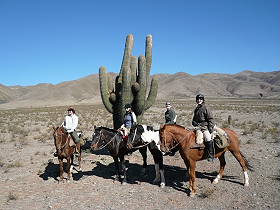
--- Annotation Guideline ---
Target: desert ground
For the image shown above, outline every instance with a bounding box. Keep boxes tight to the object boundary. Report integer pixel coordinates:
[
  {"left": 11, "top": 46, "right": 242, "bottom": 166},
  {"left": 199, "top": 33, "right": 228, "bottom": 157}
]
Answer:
[{"left": 0, "top": 98, "right": 279, "bottom": 210}]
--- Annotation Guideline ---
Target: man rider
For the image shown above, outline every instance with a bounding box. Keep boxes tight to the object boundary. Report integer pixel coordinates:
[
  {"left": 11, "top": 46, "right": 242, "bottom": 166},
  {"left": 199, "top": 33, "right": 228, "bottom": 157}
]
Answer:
[
  {"left": 165, "top": 102, "right": 177, "bottom": 124},
  {"left": 164, "top": 102, "right": 178, "bottom": 156},
  {"left": 54, "top": 107, "right": 80, "bottom": 157},
  {"left": 192, "top": 94, "right": 215, "bottom": 162}
]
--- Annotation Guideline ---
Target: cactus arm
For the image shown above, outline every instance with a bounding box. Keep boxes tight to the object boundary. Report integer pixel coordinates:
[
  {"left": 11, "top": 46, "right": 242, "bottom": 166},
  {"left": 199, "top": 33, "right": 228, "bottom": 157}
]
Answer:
[
  {"left": 119, "top": 34, "right": 134, "bottom": 81},
  {"left": 145, "top": 34, "right": 152, "bottom": 79},
  {"left": 145, "top": 78, "right": 158, "bottom": 110},
  {"left": 130, "top": 56, "right": 137, "bottom": 84},
  {"left": 133, "top": 55, "right": 146, "bottom": 115},
  {"left": 99, "top": 66, "right": 113, "bottom": 113}
]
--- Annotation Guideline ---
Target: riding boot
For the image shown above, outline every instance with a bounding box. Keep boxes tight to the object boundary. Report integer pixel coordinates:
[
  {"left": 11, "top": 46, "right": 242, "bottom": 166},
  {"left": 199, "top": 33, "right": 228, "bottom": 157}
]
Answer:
[{"left": 205, "top": 140, "right": 214, "bottom": 162}]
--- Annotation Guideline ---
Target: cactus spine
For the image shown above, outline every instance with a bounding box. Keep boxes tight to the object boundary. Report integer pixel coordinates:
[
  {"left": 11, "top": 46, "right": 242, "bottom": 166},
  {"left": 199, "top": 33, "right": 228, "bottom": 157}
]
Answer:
[{"left": 99, "top": 34, "right": 158, "bottom": 129}]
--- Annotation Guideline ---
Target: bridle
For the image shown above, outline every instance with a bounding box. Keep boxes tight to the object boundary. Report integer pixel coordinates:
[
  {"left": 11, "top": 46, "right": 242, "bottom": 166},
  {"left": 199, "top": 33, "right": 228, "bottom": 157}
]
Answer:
[
  {"left": 161, "top": 128, "right": 189, "bottom": 153},
  {"left": 93, "top": 129, "right": 118, "bottom": 150},
  {"left": 54, "top": 127, "right": 70, "bottom": 151}
]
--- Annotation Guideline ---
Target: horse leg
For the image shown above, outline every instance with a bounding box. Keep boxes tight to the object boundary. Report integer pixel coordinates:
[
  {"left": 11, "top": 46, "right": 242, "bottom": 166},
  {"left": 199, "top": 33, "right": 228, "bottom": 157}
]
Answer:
[
  {"left": 213, "top": 152, "right": 226, "bottom": 184},
  {"left": 188, "top": 160, "right": 197, "bottom": 197},
  {"left": 58, "top": 157, "right": 64, "bottom": 181},
  {"left": 139, "top": 147, "right": 148, "bottom": 176},
  {"left": 66, "top": 156, "right": 73, "bottom": 181},
  {"left": 150, "top": 148, "right": 165, "bottom": 188},
  {"left": 119, "top": 155, "right": 127, "bottom": 184},
  {"left": 77, "top": 143, "right": 82, "bottom": 171},
  {"left": 113, "top": 156, "right": 121, "bottom": 181},
  {"left": 230, "top": 150, "right": 249, "bottom": 187}
]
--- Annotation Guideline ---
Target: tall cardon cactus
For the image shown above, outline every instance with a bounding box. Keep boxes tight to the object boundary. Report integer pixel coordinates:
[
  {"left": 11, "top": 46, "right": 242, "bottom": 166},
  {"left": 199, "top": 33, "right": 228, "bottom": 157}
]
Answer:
[{"left": 99, "top": 34, "right": 158, "bottom": 129}]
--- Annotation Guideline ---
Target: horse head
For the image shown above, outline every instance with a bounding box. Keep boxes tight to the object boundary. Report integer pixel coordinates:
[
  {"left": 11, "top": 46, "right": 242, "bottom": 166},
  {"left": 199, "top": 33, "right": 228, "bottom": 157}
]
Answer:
[
  {"left": 53, "top": 126, "right": 68, "bottom": 154},
  {"left": 159, "top": 125, "right": 177, "bottom": 153},
  {"left": 91, "top": 126, "right": 104, "bottom": 150}
]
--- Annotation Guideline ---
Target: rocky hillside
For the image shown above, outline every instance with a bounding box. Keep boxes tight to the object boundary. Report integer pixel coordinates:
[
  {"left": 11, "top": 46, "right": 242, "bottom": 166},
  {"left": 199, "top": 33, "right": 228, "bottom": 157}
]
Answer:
[{"left": 0, "top": 70, "right": 279, "bottom": 108}]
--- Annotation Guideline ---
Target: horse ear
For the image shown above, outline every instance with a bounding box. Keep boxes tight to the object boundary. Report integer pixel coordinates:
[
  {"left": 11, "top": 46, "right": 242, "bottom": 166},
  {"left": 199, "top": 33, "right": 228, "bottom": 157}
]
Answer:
[{"left": 53, "top": 126, "right": 56, "bottom": 131}]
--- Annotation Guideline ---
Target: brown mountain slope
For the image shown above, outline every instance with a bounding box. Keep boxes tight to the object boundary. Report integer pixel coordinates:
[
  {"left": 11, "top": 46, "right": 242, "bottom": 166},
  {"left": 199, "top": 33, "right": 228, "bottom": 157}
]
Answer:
[{"left": 0, "top": 70, "right": 279, "bottom": 109}]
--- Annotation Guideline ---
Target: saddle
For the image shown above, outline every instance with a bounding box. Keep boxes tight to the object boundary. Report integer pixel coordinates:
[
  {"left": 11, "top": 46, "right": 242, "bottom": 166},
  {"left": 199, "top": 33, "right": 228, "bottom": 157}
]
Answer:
[{"left": 192, "top": 125, "right": 229, "bottom": 149}]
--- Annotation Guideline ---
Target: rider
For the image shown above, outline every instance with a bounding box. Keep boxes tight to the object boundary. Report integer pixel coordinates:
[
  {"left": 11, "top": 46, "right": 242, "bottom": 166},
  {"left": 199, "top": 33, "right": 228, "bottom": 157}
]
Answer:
[
  {"left": 119, "top": 103, "right": 137, "bottom": 139},
  {"left": 54, "top": 107, "right": 81, "bottom": 157},
  {"left": 63, "top": 107, "right": 80, "bottom": 145},
  {"left": 192, "top": 94, "right": 215, "bottom": 162},
  {"left": 165, "top": 102, "right": 177, "bottom": 124},
  {"left": 164, "top": 102, "right": 178, "bottom": 156}
]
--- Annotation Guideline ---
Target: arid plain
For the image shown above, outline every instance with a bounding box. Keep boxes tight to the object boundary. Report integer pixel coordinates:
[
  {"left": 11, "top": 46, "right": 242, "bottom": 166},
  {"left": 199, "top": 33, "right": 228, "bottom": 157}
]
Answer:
[{"left": 0, "top": 98, "right": 279, "bottom": 210}]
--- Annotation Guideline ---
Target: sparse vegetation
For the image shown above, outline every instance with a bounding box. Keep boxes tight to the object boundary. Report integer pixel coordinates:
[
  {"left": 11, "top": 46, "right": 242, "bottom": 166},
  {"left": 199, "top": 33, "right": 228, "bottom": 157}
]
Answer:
[{"left": 7, "top": 192, "right": 18, "bottom": 202}]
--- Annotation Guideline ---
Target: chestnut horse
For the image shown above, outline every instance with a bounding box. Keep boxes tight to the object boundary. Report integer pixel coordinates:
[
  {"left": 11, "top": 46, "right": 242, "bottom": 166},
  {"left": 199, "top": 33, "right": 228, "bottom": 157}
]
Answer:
[
  {"left": 159, "top": 124, "right": 252, "bottom": 197},
  {"left": 53, "top": 126, "right": 81, "bottom": 181}
]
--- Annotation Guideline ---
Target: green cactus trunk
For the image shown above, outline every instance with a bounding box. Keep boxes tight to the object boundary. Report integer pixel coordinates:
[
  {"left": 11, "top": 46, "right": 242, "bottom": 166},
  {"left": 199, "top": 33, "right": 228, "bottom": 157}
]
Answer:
[{"left": 99, "top": 34, "right": 158, "bottom": 129}]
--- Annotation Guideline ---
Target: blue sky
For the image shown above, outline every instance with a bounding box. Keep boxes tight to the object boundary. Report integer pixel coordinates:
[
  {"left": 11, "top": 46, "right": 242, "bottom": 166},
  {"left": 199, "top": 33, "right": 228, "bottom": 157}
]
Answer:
[{"left": 0, "top": 0, "right": 279, "bottom": 86}]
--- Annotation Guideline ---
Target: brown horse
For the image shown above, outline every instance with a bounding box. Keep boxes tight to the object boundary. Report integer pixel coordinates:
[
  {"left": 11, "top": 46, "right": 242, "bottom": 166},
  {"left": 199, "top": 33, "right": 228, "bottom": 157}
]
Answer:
[
  {"left": 159, "top": 124, "right": 252, "bottom": 197},
  {"left": 53, "top": 126, "right": 81, "bottom": 181}
]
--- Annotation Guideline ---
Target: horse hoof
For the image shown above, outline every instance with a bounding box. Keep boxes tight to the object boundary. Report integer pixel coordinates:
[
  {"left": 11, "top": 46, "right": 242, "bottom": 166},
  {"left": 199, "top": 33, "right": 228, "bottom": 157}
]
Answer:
[
  {"left": 189, "top": 192, "right": 196, "bottom": 197},
  {"left": 160, "top": 183, "right": 165, "bottom": 188},
  {"left": 212, "top": 179, "right": 219, "bottom": 184},
  {"left": 153, "top": 179, "right": 160, "bottom": 184},
  {"left": 244, "top": 182, "right": 249, "bottom": 187}
]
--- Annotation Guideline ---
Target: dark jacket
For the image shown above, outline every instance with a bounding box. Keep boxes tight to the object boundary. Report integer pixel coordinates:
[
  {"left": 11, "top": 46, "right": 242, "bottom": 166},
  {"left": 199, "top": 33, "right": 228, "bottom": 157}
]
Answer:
[
  {"left": 192, "top": 103, "right": 214, "bottom": 133},
  {"left": 165, "top": 108, "right": 176, "bottom": 124},
  {"left": 123, "top": 112, "right": 137, "bottom": 128}
]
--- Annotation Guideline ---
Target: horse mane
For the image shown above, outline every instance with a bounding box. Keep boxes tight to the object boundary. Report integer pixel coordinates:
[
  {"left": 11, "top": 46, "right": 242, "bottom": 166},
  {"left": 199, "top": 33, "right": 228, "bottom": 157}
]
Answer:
[
  {"left": 99, "top": 126, "right": 118, "bottom": 133},
  {"left": 164, "top": 124, "right": 186, "bottom": 130}
]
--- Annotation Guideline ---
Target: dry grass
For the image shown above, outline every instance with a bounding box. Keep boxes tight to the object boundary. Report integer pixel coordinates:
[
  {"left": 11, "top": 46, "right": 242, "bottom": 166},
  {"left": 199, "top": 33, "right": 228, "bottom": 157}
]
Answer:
[{"left": 0, "top": 98, "right": 279, "bottom": 146}]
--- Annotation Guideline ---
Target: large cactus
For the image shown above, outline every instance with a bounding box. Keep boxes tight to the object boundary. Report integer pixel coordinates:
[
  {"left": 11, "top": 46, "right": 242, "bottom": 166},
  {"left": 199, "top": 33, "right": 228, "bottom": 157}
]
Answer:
[{"left": 99, "top": 34, "right": 158, "bottom": 129}]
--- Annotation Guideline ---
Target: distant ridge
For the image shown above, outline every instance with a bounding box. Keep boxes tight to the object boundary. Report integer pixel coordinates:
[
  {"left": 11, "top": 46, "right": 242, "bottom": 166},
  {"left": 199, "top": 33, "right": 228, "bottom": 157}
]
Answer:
[{"left": 0, "top": 70, "right": 279, "bottom": 109}]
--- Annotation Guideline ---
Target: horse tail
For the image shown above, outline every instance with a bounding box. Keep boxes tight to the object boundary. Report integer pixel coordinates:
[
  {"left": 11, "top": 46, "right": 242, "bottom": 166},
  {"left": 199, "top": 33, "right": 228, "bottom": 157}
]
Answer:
[{"left": 240, "top": 152, "right": 254, "bottom": 171}]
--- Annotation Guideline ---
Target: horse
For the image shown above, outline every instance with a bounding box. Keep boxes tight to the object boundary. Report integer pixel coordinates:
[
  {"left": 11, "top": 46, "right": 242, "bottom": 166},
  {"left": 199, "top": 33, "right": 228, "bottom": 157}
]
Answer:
[
  {"left": 127, "top": 124, "right": 165, "bottom": 187},
  {"left": 91, "top": 126, "right": 165, "bottom": 187},
  {"left": 53, "top": 126, "right": 82, "bottom": 181},
  {"left": 159, "top": 124, "right": 253, "bottom": 197}
]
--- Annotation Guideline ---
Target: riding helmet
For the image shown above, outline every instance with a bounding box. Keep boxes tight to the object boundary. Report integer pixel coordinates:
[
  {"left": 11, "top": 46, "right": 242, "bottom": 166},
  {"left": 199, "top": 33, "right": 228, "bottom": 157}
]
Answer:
[
  {"left": 196, "top": 94, "right": 204, "bottom": 101},
  {"left": 124, "top": 104, "right": 132, "bottom": 109}
]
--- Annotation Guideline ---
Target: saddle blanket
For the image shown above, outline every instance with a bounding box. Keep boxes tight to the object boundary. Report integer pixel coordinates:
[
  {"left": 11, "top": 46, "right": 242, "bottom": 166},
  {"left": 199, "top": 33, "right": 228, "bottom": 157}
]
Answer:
[{"left": 195, "top": 125, "right": 229, "bottom": 148}]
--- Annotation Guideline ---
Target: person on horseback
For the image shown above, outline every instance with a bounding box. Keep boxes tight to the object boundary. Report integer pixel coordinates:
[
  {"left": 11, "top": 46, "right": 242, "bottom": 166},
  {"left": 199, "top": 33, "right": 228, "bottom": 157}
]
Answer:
[
  {"left": 63, "top": 107, "right": 80, "bottom": 145},
  {"left": 119, "top": 104, "right": 137, "bottom": 139},
  {"left": 54, "top": 107, "right": 80, "bottom": 157},
  {"left": 164, "top": 102, "right": 178, "bottom": 156},
  {"left": 192, "top": 94, "right": 215, "bottom": 162},
  {"left": 165, "top": 102, "right": 177, "bottom": 124}
]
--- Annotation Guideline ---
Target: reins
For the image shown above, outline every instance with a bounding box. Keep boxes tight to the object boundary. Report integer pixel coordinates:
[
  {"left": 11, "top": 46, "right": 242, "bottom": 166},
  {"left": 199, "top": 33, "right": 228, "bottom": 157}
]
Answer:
[
  {"left": 94, "top": 130, "right": 118, "bottom": 151},
  {"left": 162, "top": 129, "right": 189, "bottom": 153},
  {"left": 54, "top": 127, "right": 70, "bottom": 150},
  {"left": 127, "top": 127, "right": 151, "bottom": 149}
]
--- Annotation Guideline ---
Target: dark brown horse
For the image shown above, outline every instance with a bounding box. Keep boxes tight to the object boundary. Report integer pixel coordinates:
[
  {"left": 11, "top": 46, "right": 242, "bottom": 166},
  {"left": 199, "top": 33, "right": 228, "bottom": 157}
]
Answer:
[
  {"left": 159, "top": 124, "right": 252, "bottom": 197},
  {"left": 53, "top": 126, "right": 81, "bottom": 181}
]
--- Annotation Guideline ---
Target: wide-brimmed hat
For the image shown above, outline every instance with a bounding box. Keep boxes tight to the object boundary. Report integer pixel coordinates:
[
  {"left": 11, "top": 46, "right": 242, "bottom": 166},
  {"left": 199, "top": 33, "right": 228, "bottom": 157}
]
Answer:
[{"left": 67, "top": 107, "right": 75, "bottom": 113}]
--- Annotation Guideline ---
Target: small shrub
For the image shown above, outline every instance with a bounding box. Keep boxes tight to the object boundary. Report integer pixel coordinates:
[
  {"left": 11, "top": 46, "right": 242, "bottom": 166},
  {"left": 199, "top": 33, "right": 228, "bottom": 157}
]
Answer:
[
  {"left": 7, "top": 192, "right": 18, "bottom": 202},
  {"left": 7, "top": 160, "right": 23, "bottom": 168}
]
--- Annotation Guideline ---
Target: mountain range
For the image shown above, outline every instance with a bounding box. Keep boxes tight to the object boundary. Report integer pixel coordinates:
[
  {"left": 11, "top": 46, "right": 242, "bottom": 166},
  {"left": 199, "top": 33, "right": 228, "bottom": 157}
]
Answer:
[{"left": 0, "top": 70, "right": 279, "bottom": 109}]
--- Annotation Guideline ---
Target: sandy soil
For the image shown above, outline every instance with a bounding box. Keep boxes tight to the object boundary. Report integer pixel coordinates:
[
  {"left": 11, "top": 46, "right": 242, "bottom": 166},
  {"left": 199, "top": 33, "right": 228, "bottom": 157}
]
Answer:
[{"left": 0, "top": 99, "right": 279, "bottom": 210}]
